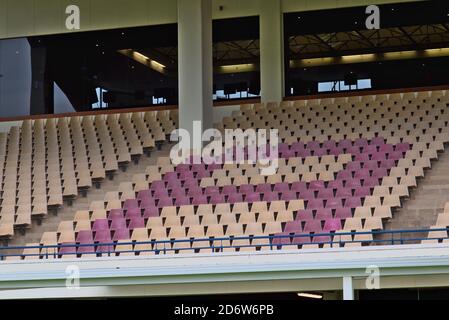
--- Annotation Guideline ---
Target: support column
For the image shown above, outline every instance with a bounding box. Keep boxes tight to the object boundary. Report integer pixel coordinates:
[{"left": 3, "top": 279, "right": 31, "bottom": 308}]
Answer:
[
  {"left": 260, "top": 0, "right": 283, "bottom": 103},
  {"left": 343, "top": 276, "right": 354, "bottom": 300},
  {"left": 177, "top": 0, "right": 213, "bottom": 143}
]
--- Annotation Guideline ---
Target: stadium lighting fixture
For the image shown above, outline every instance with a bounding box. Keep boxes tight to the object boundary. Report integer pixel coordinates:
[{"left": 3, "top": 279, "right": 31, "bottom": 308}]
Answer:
[
  {"left": 297, "top": 293, "right": 323, "bottom": 299},
  {"left": 290, "top": 47, "right": 449, "bottom": 68},
  {"left": 118, "top": 49, "right": 166, "bottom": 74},
  {"left": 218, "top": 63, "right": 257, "bottom": 73}
]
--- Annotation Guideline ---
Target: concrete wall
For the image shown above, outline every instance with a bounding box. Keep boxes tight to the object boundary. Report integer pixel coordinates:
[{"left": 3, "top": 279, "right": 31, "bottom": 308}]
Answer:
[
  {"left": 281, "top": 0, "right": 422, "bottom": 12},
  {"left": 0, "top": 0, "right": 424, "bottom": 39}
]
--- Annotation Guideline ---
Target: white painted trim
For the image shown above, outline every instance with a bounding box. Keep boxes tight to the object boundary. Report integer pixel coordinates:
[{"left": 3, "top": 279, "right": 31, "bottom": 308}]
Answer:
[{"left": 1, "top": 244, "right": 449, "bottom": 298}]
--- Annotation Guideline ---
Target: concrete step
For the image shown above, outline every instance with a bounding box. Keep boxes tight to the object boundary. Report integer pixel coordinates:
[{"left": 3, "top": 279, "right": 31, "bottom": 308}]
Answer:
[{"left": 376, "top": 147, "right": 449, "bottom": 244}]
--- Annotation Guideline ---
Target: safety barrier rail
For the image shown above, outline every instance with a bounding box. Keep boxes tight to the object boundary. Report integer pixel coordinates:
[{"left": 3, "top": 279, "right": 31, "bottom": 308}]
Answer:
[{"left": 0, "top": 227, "right": 443, "bottom": 260}]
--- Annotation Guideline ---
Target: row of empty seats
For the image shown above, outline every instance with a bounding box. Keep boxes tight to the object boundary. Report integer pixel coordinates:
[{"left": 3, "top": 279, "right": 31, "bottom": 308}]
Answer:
[
  {"left": 10, "top": 89, "right": 449, "bottom": 259},
  {"left": 0, "top": 110, "right": 178, "bottom": 239}
]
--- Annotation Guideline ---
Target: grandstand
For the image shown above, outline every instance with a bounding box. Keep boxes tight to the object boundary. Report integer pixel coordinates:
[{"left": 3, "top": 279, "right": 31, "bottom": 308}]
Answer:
[{"left": 1, "top": 0, "right": 449, "bottom": 302}]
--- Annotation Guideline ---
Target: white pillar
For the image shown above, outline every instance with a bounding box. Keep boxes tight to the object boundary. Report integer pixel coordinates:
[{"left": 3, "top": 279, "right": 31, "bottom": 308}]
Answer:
[
  {"left": 343, "top": 276, "right": 354, "bottom": 300},
  {"left": 259, "top": 0, "right": 283, "bottom": 103},
  {"left": 177, "top": 0, "right": 213, "bottom": 141}
]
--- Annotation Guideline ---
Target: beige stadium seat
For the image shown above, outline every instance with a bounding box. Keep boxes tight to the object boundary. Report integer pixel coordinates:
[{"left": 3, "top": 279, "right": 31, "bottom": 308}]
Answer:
[
  {"left": 264, "top": 221, "right": 282, "bottom": 235},
  {"left": 132, "top": 228, "right": 149, "bottom": 241},
  {"left": 58, "top": 231, "right": 75, "bottom": 243},
  {"left": 270, "top": 201, "right": 287, "bottom": 212},
  {"left": 436, "top": 213, "right": 449, "bottom": 227},
  {"left": 232, "top": 202, "right": 249, "bottom": 214},
  {"left": 200, "top": 177, "right": 215, "bottom": 188},
  {"left": 382, "top": 177, "right": 399, "bottom": 187},
  {"left": 201, "top": 214, "right": 219, "bottom": 225},
  {"left": 216, "top": 177, "right": 232, "bottom": 186},
  {"left": 115, "top": 240, "right": 135, "bottom": 257},
  {"left": 354, "top": 233, "right": 373, "bottom": 245},
  {"left": 364, "top": 217, "right": 383, "bottom": 230},
  {"left": 214, "top": 203, "right": 230, "bottom": 215},
  {"left": 206, "top": 224, "right": 225, "bottom": 237},
  {"left": 258, "top": 211, "right": 275, "bottom": 223},
  {"left": 408, "top": 166, "right": 424, "bottom": 177},
  {"left": 333, "top": 230, "right": 353, "bottom": 244},
  {"left": 15, "top": 213, "right": 31, "bottom": 226},
  {"left": 187, "top": 225, "right": 206, "bottom": 238},
  {"left": 284, "top": 173, "right": 300, "bottom": 183},
  {"left": 354, "top": 207, "right": 372, "bottom": 218},
  {"left": 183, "top": 215, "right": 200, "bottom": 227},
  {"left": 383, "top": 195, "right": 401, "bottom": 207},
  {"left": 0, "top": 223, "right": 14, "bottom": 238},
  {"left": 234, "top": 176, "right": 249, "bottom": 186},
  {"left": 276, "top": 210, "right": 294, "bottom": 222},
  {"left": 172, "top": 237, "right": 192, "bottom": 251},
  {"left": 239, "top": 212, "right": 257, "bottom": 224},
  {"left": 251, "top": 201, "right": 268, "bottom": 213},
  {"left": 212, "top": 170, "right": 226, "bottom": 179},
  {"left": 146, "top": 217, "right": 164, "bottom": 229},
  {"left": 48, "top": 194, "right": 63, "bottom": 207},
  {"left": 178, "top": 205, "right": 195, "bottom": 217},
  {"left": 75, "top": 220, "right": 92, "bottom": 232},
  {"left": 164, "top": 216, "right": 181, "bottom": 227},
  {"left": 23, "top": 243, "right": 41, "bottom": 260},
  {"left": 91, "top": 209, "right": 107, "bottom": 221},
  {"left": 364, "top": 196, "right": 382, "bottom": 207},
  {"left": 106, "top": 199, "right": 122, "bottom": 211},
  {"left": 40, "top": 232, "right": 58, "bottom": 245},
  {"left": 195, "top": 203, "right": 213, "bottom": 215},
  {"left": 287, "top": 199, "right": 304, "bottom": 211},
  {"left": 225, "top": 223, "right": 244, "bottom": 236},
  {"left": 400, "top": 176, "right": 417, "bottom": 188},
  {"left": 373, "top": 186, "right": 390, "bottom": 197},
  {"left": 160, "top": 206, "right": 177, "bottom": 217},
  {"left": 392, "top": 185, "right": 410, "bottom": 197},
  {"left": 168, "top": 226, "right": 187, "bottom": 239},
  {"left": 250, "top": 175, "right": 266, "bottom": 185},
  {"left": 301, "top": 172, "right": 317, "bottom": 182},
  {"left": 343, "top": 218, "right": 363, "bottom": 231},
  {"left": 422, "top": 227, "right": 448, "bottom": 243},
  {"left": 220, "top": 213, "right": 237, "bottom": 225}
]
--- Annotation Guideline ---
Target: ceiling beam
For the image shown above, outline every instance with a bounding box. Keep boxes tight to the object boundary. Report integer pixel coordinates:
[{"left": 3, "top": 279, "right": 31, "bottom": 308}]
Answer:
[
  {"left": 398, "top": 26, "right": 418, "bottom": 45},
  {"left": 354, "top": 30, "right": 376, "bottom": 48},
  {"left": 313, "top": 34, "right": 337, "bottom": 52}
]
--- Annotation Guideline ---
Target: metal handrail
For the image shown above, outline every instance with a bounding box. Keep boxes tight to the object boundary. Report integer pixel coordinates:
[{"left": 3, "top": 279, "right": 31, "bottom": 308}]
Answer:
[{"left": 0, "top": 227, "right": 445, "bottom": 260}]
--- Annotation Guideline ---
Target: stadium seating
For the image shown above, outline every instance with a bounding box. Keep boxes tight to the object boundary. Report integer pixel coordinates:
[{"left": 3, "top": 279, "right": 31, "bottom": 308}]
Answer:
[
  {"left": 0, "top": 110, "right": 178, "bottom": 239},
  {"left": 423, "top": 202, "right": 449, "bottom": 243},
  {"left": 10, "top": 89, "right": 449, "bottom": 259}
]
